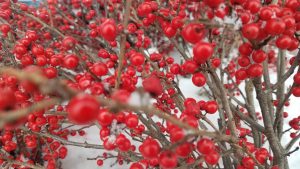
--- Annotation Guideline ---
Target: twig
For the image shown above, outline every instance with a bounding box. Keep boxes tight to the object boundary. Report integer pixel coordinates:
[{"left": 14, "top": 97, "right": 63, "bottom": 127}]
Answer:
[{"left": 115, "top": 0, "right": 132, "bottom": 89}]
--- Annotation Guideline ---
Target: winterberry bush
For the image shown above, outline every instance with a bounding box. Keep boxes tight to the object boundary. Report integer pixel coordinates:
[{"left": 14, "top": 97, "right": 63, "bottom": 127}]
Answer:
[{"left": 0, "top": 0, "right": 299, "bottom": 169}]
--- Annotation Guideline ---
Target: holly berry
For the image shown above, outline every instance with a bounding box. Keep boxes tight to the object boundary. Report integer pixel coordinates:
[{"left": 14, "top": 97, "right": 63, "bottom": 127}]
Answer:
[
  {"left": 0, "top": 88, "right": 16, "bottom": 110},
  {"left": 66, "top": 94, "right": 100, "bottom": 124},
  {"left": 252, "top": 50, "right": 267, "bottom": 63},
  {"left": 130, "top": 53, "right": 145, "bottom": 66},
  {"left": 242, "top": 157, "right": 255, "bottom": 169},
  {"left": 159, "top": 151, "right": 178, "bottom": 169},
  {"left": 99, "top": 19, "right": 117, "bottom": 42},
  {"left": 205, "top": 151, "right": 220, "bottom": 165},
  {"left": 142, "top": 75, "right": 163, "bottom": 96},
  {"left": 91, "top": 62, "right": 108, "bottom": 76},
  {"left": 139, "top": 138, "right": 161, "bottom": 159},
  {"left": 97, "top": 109, "right": 114, "bottom": 127},
  {"left": 265, "top": 19, "right": 286, "bottom": 36},
  {"left": 192, "top": 73, "right": 206, "bottom": 87},
  {"left": 247, "top": 64, "right": 263, "bottom": 77},
  {"left": 181, "top": 23, "right": 205, "bottom": 44},
  {"left": 204, "top": 101, "right": 218, "bottom": 114},
  {"left": 193, "top": 42, "right": 214, "bottom": 64},
  {"left": 125, "top": 113, "right": 139, "bottom": 128},
  {"left": 197, "top": 138, "right": 215, "bottom": 155},
  {"left": 294, "top": 73, "right": 300, "bottom": 85},
  {"left": 242, "top": 23, "right": 260, "bottom": 40}
]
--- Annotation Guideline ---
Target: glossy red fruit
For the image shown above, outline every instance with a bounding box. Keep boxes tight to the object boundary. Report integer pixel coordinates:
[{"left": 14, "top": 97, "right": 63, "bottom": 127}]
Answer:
[
  {"left": 211, "top": 58, "right": 221, "bottom": 68},
  {"left": 116, "top": 134, "right": 131, "bottom": 152},
  {"left": 204, "top": 0, "right": 224, "bottom": 8},
  {"left": 96, "top": 159, "right": 103, "bottom": 166},
  {"left": 204, "top": 101, "right": 218, "bottom": 114},
  {"left": 238, "top": 57, "right": 251, "bottom": 67},
  {"left": 103, "top": 138, "right": 116, "bottom": 150},
  {"left": 142, "top": 75, "right": 163, "bottom": 96},
  {"left": 235, "top": 69, "right": 248, "bottom": 80},
  {"left": 139, "top": 138, "right": 161, "bottom": 159},
  {"left": 247, "top": 64, "right": 263, "bottom": 77},
  {"left": 91, "top": 62, "right": 108, "bottom": 76},
  {"left": 205, "top": 151, "right": 220, "bottom": 165},
  {"left": 193, "top": 42, "right": 214, "bottom": 64},
  {"left": 275, "top": 35, "right": 292, "bottom": 49},
  {"left": 99, "top": 19, "right": 117, "bottom": 41},
  {"left": 137, "top": 2, "right": 152, "bottom": 17},
  {"left": 62, "top": 36, "right": 76, "bottom": 50},
  {"left": 259, "top": 7, "right": 273, "bottom": 20},
  {"left": 292, "top": 87, "right": 300, "bottom": 97},
  {"left": 293, "top": 73, "right": 300, "bottom": 85},
  {"left": 242, "top": 23, "right": 260, "bottom": 40},
  {"left": 265, "top": 19, "right": 286, "bottom": 36},
  {"left": 192, "top": 73, "right": 206, "bottom": 87},
  {"left": 197, "top": 138, "right": 215, "bottom": 155},
  {"left": 239, "top": 42, "right": 253, "bottom": 56},
  {"left": 252, "top": 50, "right": 267, "bottom": 63},
  {"left": 0, "top": 88, "right": 16, "bottom": 110},
  {"left": 159, "top": 151, "right": 178, "bottom": 169},
  {"left": 175, "top": 143, "right": 192, "bottom": 157},
  {"left": 181, "top": 23, "right": 205, "bottom": 44},
  {"left": 245, "top": 0, "right": 261, "bottom": 14},
  {"left": 130, "top": 163, "right": 144, "bottom": 169},
  {"left": 0, "top": 24, "right": 10, "bottom": 34},
  {"left": 66, "top": 94, "right": 100, "bottom": 124},
  {"left": 63, "top": 55, "right": 79, "bottom": 69},
  {"left": 125, "top": 114, "right": 139, "bottom": 128},
  {"left": 170, "top": 64, "right": 181, "bottom": 74},
  {"left": 242, "top": 157, "right": 255, "bottom": 169},
  {"left": 97, "top": 109, "right": 114, "bottom": 127},
  {"left": 164, "top": 26, "right": 177, "bottom": 38},
  {"left": 130, "top": 53, "right": 145, "bottom": 66},
  {"left": 182, "top": 60, "right": 198, "bottom": 74}
]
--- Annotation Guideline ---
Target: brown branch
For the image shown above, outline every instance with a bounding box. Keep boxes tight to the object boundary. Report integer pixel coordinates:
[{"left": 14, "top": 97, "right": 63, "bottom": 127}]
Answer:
[
  {"left": 0, "top": 98, "right": 59, "bottom": 128},
  {"left": 21, "top": 127, "right": 104, "bottom": 149},
  {"left": 115, "top": 0, "right": 132, "bottom": 89}
]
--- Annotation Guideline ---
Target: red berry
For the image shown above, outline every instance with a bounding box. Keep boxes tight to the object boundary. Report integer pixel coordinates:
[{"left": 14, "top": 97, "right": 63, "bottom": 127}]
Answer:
[
  {"left": 96, "top": 159, "right": 103, "bottom": 166},
  {"left": 252, "top": 50, "right": 267, "bottom": 63},
  {"left": 292, "top": 87, "right": 300, "bottom": 97},
  {"left": 125, "top": 114, "right": 139, "bottom": 128},
  {"left": 247, "top": 64, "right": 263, "bottom": 77},
  {"left": 130, "top": 163, "right": 144, "bottom": 169},
  {"left": 197, "top": 138, "right": 215, "bottom": 155},
  {"left": 130, "top": 53, "right": 145, "bottom": 66},
  {"left": 159, "top": 151, "right": 178, "bottom": 169},
  {"left": 265, "top": 18, "right": 286, "bottom": 36},
  {"left": 294, "top": 73, "right": 300, "bottom": 85},
  {"left": 99, "top": 19, "right": 117, "bottom": 41},
  {"left": 91, "top": 62, "right": 108, "bottom": 76},
  {"left": 242, "top": 23, "right": 260, "bottom": 40},
  {"left": 66, "top": 94, "right": 100, "bottom": 124},
  {"left": 192, "top": 72, "right": 206, "bottom": 87},
  {"left": 193, "top": 42, "right": 214, "bottom": 64},
  {"left": 97, "top": 109, "right": 114, "bottom": 127},
  {"left": 142, "top": 75, "right": 163, "bottom": 96},
  {"left": 139, "top": 138, "right": 161, "bottom": 159},
  {"left": 63, "top": 54, "right": 79, "bottom": 69},
  {"left": 242, "top": 157, "right": 255, "bottom": 169},
  {"left": 181, "top": 23, "right": 205, "bottom": 44},
  {"left": 236, "top": 69, "right": 248, "bottom": 81},
  {"left": 204, "top": 101, "right": 218, "bottom": 114},
  {"left": 205, "top": 151, "right": 220, "bottom": 165},
  {"left": 276, "top": 35, "right": 292, "bottom": 49},
  {"left": 239, "top": 43, "right": 253, "bottom": 56}
]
